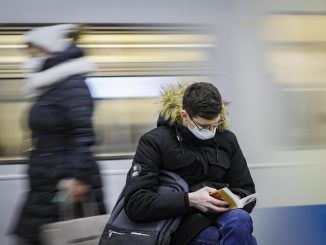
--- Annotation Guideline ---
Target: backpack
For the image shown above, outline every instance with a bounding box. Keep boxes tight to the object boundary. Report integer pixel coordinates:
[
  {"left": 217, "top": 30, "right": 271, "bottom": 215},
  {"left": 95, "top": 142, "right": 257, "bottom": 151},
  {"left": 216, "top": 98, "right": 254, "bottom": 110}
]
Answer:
[{"left": 99, "top": 170, "right": 189, "bottom": 245}]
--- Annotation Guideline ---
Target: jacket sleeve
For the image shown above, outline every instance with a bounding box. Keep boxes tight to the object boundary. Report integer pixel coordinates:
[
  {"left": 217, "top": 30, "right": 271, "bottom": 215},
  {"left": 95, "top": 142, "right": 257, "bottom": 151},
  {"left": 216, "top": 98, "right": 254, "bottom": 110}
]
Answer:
[
  {"left": 224, "top": 132, "right": 256, "bottom": 213},
  {"left": 124, "top": 132, "right": 190, "bottom": 222},
  {"left": 61, "top": 77, "right": 97, "bottom": 184}
]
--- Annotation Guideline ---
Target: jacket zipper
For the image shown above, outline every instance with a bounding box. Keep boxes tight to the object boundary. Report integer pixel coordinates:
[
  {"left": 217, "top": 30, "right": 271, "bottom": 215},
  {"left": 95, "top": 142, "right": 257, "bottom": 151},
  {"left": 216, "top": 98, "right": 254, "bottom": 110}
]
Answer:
[
  {"left": 108, "top": 229, "right": 125, "bottom": 238},
  {"left": 131, "top": 232, "right": 151, "bottom": 237}
]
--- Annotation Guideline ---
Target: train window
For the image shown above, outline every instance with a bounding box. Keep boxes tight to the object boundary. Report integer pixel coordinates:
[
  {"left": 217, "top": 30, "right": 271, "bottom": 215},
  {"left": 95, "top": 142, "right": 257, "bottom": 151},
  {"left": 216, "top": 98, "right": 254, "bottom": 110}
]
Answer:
[
  {"left": 262, "top": 14, "right": 326, "bottom": 149},
  {"left": 0, "top": 25, "right": 217, "bottom": 160}
]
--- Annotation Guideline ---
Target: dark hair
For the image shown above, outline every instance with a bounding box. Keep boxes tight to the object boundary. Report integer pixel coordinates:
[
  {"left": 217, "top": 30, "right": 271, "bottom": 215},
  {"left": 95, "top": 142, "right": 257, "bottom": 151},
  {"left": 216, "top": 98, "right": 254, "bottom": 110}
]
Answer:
[
  {"left": 183, "top": 82, "right": 222, "bottom": 120},
  {"left": 67, "top": 24, "right": 85, "bottom": 43}
]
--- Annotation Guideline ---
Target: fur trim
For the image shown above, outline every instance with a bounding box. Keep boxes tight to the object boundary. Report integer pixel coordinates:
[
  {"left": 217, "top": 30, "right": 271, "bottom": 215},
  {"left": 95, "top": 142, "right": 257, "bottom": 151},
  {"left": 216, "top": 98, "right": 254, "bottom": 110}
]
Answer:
[
  {"left": 160, "top": 83, "right": 229, "bottom": 131},
  {"left": 25, "top": 57, "right": 95, "bottom": 98}
]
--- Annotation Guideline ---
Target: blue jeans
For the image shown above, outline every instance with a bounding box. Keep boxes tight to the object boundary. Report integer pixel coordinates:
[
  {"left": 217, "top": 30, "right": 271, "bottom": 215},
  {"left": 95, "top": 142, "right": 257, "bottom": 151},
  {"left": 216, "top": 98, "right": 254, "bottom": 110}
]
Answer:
[{"left": 189, "top": 209, "right": 258, "bottom": 245}]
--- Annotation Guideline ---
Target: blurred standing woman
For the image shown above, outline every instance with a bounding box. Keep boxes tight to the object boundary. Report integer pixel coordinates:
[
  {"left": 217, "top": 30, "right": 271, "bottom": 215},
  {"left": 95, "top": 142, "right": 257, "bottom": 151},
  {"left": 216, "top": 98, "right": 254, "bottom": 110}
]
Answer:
[{"left": 12, "top": 24, "right": 106, "bottom": 244}]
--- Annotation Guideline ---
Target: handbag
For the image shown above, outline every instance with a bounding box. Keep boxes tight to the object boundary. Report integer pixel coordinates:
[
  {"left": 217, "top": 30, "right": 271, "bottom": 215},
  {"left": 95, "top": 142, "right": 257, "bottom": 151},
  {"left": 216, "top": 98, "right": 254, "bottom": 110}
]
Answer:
[{"left": 40, "top": 191, "right": 108, "bottom": 245}]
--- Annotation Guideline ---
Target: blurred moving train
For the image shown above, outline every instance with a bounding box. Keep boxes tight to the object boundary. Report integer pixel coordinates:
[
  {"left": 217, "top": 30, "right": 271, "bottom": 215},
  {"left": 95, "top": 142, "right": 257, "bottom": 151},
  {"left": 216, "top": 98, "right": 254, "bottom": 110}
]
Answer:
[{"left": 1, "top": 0, "right": 326, "bottom": 244}]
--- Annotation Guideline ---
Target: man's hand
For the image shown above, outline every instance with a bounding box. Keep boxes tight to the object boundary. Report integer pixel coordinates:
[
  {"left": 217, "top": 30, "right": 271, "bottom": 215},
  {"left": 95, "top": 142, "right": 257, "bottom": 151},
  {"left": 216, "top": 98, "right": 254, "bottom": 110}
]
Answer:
[{"left": 188, "top": 187, "right": 230, "bottom": 213}]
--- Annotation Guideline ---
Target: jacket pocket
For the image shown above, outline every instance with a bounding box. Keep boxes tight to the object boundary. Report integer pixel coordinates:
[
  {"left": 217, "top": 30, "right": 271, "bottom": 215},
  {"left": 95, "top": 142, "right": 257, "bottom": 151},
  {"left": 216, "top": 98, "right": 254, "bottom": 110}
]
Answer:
[
  {"left": 163, "top": 149, "right": 206, "bottom": 182},
  {"left": 163, "top": 149, "right": 197, "bottom": 170},
  {"left": 208, "top": 149, "right": 230, "bottom": 170},
  {"left": 205, "top": 149, "right": 230, "bottom": 182},
  {"left": 100, "top": 224, "right": 158, "bottom": 245}
]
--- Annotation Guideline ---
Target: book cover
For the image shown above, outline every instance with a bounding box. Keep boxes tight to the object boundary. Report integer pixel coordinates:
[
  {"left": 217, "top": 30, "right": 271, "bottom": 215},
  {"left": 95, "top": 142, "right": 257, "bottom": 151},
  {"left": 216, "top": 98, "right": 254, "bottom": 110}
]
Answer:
[{"left": 210, "top": 187, "right": 257, "bottom": 209}]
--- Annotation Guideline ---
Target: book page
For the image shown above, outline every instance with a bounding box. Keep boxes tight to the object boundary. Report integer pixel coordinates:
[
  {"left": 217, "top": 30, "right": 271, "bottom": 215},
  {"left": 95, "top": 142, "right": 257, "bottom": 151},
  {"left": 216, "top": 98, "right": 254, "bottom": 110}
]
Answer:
[{"left": 240, "top": 193, "right": 257, "bottom": 207}]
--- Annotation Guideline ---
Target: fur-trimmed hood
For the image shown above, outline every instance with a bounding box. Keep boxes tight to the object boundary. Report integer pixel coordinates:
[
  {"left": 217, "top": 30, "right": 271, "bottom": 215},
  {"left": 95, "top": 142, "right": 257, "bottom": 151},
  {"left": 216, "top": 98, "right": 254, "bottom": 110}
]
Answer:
[{"left": 158, "top": 83, "right": 229, "bottom": 132}]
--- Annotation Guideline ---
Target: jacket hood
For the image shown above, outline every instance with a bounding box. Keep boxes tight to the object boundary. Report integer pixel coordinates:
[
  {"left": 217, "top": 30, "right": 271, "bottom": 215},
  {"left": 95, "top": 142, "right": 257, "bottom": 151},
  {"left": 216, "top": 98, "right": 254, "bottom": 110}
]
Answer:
[{"left": 158, "top": 83, "right": 229, "bottom": 132}]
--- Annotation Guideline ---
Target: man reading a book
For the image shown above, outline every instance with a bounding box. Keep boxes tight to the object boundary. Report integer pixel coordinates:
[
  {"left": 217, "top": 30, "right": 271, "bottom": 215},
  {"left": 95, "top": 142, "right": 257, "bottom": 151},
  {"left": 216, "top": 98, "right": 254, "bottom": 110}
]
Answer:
[{"left": 124, "top": 82, "right": 258, "bottom": 245}]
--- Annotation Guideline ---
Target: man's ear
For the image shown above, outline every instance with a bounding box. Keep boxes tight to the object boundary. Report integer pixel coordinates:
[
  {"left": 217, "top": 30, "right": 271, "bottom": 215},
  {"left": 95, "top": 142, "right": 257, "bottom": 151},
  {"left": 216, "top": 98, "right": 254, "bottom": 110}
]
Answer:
[{"left": 181, "top": 110, "right": 187, "bottom": 120}]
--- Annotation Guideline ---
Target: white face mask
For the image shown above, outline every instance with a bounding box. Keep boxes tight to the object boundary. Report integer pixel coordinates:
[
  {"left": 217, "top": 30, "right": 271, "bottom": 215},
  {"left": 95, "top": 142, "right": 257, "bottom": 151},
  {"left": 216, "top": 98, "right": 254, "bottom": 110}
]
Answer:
[
  {"left": 21, "top": 56, "right": 47, "bottom": 73},
  {"left": 188, "top": 124, "right": 216, "bottom": 140}
]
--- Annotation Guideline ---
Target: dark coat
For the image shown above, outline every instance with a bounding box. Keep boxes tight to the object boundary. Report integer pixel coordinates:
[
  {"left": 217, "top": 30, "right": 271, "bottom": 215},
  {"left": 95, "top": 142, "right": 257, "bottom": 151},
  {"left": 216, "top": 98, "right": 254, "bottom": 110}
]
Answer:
[
  {"left": 124, "top": 115, "right": 256, "bottom": 245},
  {"left": 13, "top": 46, "right": 106, "bottom": 244}
]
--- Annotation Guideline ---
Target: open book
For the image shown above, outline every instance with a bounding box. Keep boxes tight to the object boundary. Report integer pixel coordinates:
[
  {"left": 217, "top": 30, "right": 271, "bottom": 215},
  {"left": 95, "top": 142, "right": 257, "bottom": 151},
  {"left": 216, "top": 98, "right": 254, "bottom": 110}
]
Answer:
[{"left": 210, "top": 187, "right": 257, "bottom": 209}]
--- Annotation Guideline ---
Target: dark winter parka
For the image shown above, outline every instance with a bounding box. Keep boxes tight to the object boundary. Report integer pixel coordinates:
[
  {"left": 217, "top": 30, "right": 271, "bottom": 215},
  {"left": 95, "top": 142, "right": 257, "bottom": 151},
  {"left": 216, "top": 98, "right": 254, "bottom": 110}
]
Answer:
[
  {"left": 124, "top": 84, "right": 256, "bottom": 245},
  {"left": 13, "top": 45, "right": 106, "bottom": 244}
]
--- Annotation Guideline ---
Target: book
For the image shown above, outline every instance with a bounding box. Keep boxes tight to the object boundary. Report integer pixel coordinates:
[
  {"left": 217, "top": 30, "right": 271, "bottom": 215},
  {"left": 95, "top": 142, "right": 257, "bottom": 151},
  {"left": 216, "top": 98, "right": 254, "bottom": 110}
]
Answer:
[{"left": 210, "top": 187, "right": 257, "bottom": 209}]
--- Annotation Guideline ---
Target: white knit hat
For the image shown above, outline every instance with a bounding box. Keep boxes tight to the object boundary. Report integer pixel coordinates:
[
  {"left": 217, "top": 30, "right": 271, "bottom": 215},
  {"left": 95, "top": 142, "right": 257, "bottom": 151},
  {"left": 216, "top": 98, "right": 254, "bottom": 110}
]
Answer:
[{"left": 24, "top": 24, "right": 78, "bottom": 53}]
